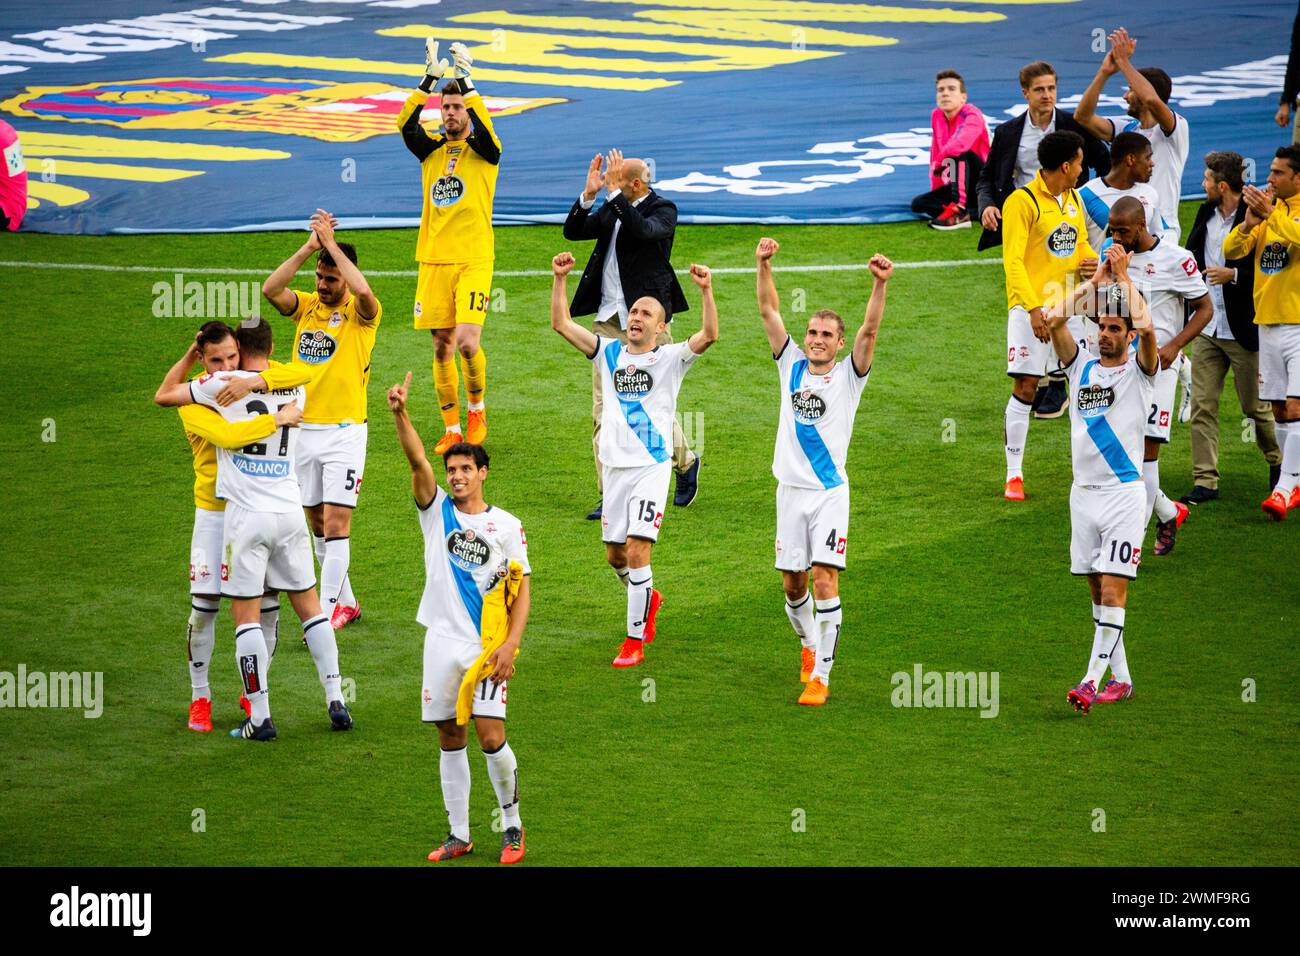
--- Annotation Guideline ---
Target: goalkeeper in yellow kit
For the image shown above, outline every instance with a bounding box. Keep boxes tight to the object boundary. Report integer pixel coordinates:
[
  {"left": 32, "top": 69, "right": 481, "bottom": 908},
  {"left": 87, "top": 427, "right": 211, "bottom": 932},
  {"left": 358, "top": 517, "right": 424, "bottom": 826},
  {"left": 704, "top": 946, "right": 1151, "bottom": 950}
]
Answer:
[{"left": 397, "top": 39, "right": 501, "bottom": 453}]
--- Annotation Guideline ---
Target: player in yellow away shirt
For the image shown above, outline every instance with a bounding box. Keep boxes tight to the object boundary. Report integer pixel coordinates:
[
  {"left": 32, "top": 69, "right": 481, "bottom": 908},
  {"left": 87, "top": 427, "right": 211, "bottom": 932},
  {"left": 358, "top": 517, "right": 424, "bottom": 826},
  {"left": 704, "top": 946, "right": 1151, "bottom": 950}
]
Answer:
[
  {"left": 260, "top": 211, "right": 381, "bottom": 629},
  {"left": 397, "top": 40, "right": 501, "bottom": 452},
  {"left": 154, "top": 320, "right": 316, "bottom": 733},
  {"left": 1224, "top": 145, "right": 1300, "bottom": 519},
  {"left": 999, "top": 130, "right": 1099, "bottom": 502}
]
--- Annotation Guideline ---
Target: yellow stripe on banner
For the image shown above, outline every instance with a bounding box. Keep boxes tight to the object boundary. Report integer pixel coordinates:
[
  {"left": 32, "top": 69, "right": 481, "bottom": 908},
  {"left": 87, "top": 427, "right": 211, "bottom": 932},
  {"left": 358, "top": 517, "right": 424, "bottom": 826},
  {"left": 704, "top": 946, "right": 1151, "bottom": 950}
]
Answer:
[
  {"left": 581, "top": 0, "right": 1013, "bottom": 17},
  {"left": 206, "top": 53, "right": 677, "bottom": 91},
  {"left": 377, "top": 25, "right": 842, "bottom": 72},
  {"left": 449, "top": 10, "right": 896, "bottom": 45},
  {"left": 19, "top": 132, "right": 289, "bottom": 162},
  {"left": 23, "top": 158, "right": 203, "bottom": 183},
  {"left": 25, "top": 181, "right": 91, "bottom": 206}
]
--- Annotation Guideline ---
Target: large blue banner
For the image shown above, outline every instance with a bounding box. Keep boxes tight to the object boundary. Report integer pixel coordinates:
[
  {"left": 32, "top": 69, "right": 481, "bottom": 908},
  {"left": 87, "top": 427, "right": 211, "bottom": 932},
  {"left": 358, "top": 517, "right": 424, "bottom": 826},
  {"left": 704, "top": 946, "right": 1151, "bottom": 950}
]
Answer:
[{"left": 0, "top": 0, "right": 1290, "bottom": 234}]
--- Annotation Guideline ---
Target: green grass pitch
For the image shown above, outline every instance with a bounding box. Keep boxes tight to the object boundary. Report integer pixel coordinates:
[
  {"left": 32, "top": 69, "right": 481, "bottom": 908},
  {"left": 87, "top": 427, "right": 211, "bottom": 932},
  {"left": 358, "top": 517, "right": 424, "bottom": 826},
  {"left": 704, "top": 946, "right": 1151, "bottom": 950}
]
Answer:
[{"left": 0, "top": 211, "right": 1295, "bottom": 866}]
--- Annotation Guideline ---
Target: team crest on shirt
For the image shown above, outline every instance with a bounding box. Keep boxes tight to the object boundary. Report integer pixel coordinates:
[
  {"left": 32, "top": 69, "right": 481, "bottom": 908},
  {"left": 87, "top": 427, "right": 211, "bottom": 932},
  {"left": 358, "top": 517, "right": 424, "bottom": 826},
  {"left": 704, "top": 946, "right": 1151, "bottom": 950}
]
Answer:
[
  {"left": 447, "top": 528, "right": 491, "bottom": 571},
  {"left": 614, "top": 365, "right": 653, "bottom": 398},
  {"left": 1077, "top": 384, "right": 1115, "bottom": 418},
  {"left": 297, "top": 328, "right": 337, "bottom": 364},
  {"left": 1144, "top": 263, "right": 1156, "bottom": 277},
  {"left": 1047, "top": 223, "right": 1079, "bottom": 258},
  {"left": 431, "top": 175, "right": 465, "bottom": 207},
  {"left": 414, "top": 301, "right": 423, "bottom": 318},
  {"left": 1066, "top": 201, "right": 1078, "bottom": 218},
  {"left": 1260, "top": 242, "right": 1290, "bottom": 275},
  {"left": 328, "top": 311, "right": 343, "bottom": 328},
  {"left": 790, "top": 388, "right": 827, "bottom": 424}
]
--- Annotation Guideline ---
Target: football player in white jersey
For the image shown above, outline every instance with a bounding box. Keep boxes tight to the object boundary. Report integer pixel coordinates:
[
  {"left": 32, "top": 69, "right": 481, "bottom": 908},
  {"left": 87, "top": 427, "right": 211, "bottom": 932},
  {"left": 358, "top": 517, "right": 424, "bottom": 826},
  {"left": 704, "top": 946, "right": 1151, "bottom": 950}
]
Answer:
[
  {"left": 1078, "top": 132, "right": 1166, "bottom": 251},
  {"left": 550, "top": 251, "right": 718, "bottom": 668},
  {"left": 156, "top": 320, "right": 352, "bottom": 740},
  {"left": 1046, "top": 245, "right": 1158, "bottom": 713},
  {"left": 1074, "top": 28, "right": 1189, "bottom": 241},
  {"left": 388, "top": 371, "right": 531, "bottom": 865},
  {"left": 1105, "top": 198, "right": 1212, "bottom": 555},
  {"left": 754, "top": 238, "right": 891, "bottom": 706}
]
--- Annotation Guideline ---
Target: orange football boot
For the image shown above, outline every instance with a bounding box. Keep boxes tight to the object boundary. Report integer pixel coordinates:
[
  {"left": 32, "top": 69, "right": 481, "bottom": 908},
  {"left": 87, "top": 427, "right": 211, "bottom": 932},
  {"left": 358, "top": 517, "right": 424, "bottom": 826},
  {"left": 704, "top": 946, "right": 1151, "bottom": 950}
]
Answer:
[
  {"left": 188, "top": 698, "right": 213, "bottom": 733},
  {"left": 1262, "top": 490, "right": 1288, "bottom": 521},
  {"left": 800, "top": 647, "right": 816, "bottom": 683},
  {"left": 466, "top": 408, "right": 488, "bottom": 445},
  {"left": 642, "top": 589, "right": 663, "bottom": 644},
  {"left": 798, "top": 677, "right": 829, "bottom": 706},
  {"left": 434, "top": 429, "right": 463, "bottom": 455},
  {"left": 612, "top": 638, "right": 645, "bottom": 668},
  {"left": 499, "top": 827, "right": 526, "bottom": 865},
  {"left": 1004, "top": 476, "right": 1025, "bottom": 501},
  {"left": 428, "top": 833, "right": 473, "bottom": 862}
]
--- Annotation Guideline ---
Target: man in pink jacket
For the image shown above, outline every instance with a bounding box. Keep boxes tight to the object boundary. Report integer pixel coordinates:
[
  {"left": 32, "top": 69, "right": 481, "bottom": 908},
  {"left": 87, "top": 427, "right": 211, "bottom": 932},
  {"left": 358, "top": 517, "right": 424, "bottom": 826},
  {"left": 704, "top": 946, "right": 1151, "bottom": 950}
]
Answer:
[
  {"left": 911, "top": 71, "right": 990, "bottom": 231},
  {"left": 0, "top": 120, "right": 28, "bottom": 232}
]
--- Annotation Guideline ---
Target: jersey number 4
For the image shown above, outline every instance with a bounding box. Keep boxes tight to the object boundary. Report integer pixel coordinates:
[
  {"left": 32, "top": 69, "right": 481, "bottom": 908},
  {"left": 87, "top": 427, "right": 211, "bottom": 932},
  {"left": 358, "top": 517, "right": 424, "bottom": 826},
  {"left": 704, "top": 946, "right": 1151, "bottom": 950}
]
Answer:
[{"left": 824, "top": 529, "right": 847, "bottom": 555}]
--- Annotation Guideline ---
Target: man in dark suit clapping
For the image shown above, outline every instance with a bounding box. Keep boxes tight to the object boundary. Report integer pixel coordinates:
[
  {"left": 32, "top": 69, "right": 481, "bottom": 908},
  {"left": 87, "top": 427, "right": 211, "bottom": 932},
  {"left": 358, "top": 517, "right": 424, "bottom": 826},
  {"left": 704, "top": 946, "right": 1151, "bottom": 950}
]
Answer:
[{"left": 563, "top": 149, "right": 701, "bottom": 520}]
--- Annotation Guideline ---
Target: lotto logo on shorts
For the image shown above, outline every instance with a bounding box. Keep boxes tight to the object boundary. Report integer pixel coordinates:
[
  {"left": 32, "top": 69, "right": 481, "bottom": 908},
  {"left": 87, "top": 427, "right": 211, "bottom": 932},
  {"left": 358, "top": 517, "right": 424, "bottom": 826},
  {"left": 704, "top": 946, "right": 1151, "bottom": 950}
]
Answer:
[
  {"left": 220, "top": 562, "right": 229, "bottom": 582},
  {"left": 1046, "top": 223, "right": 1079, "bottom": 258},
  {"left": 431, "top": 174, "right": 465, "bottom": 207},
  {"left": 1159, "top": 410, "right": 1169, "bottom": 427},
  {"left": 1260, "top": 242, "right": 1290, "bottom": 275}
]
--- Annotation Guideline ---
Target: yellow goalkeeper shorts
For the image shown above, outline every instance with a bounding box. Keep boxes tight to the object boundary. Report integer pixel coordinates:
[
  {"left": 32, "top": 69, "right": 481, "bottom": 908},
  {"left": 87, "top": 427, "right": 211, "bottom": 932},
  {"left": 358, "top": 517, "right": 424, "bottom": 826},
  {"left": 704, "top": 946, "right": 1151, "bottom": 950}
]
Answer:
[{"left": 413, "top": 259, "right": 493, "bottom": 330}]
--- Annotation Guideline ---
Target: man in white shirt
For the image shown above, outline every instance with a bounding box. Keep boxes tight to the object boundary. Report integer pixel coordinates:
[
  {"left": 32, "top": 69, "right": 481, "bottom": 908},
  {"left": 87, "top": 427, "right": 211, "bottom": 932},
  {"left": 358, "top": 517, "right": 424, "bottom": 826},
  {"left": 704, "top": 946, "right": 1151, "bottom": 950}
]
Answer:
[
  {"left": 1079, "top": 132, "right": 1166, "bottom": 250},
  {"left": 562, "top": 150, "right": 700, "bottom": 520},
  {"left": 1074, "top": 27, "right": 1190, "bottom": 242},
  {"left": 1182, "top": 152, "right": 1282, "bottom": 504}
]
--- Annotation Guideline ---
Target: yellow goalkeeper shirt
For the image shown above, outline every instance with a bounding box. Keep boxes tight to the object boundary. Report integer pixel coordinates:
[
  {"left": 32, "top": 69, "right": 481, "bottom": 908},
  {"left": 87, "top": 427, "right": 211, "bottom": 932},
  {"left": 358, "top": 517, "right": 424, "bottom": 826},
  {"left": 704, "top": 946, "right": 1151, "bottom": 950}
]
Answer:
[
  {"left": 1223, "top": 196, "right": 1300, "bottom": 326},
  {"left": 397, "top": 88, "right": 501, "bottom": 265},
  {"left": 1002, "top": 173, "right": 1098, "bottom": 313},
  {"left": 182, "top": 360, "right": 315, "bottom": 511}
]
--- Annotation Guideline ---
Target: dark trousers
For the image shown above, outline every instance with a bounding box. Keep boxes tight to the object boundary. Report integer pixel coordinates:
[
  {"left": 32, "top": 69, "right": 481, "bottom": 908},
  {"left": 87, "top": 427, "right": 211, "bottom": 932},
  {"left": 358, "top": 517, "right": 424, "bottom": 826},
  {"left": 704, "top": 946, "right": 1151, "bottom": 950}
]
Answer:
[{"left": 910, "top": 151, "right": 984, "bottom": 217}]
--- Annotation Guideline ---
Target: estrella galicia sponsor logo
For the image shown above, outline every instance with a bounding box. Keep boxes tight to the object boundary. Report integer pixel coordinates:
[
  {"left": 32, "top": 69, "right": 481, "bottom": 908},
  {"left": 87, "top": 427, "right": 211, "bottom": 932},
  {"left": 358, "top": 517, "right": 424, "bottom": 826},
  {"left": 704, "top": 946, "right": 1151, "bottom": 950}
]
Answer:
[
  {"left": 1260, "top": 241, "right": 1290, "bottom": 275},
  {"left": 1046, "top": 222, "right": 1079, "bottom": 258},
  {"left": 613, "top": 365, "right": 653, "bottom": 398},
  {"left": 233, "top": 454, "right": 291, "bottom": 478},
  {"left": 1077, "top": 384, "right": 1115, "bottom": 417},
  {"left": 431, "top": 175, "right": 465, "bottom": 207},
  {"left": 447, "top": 528, "right": 491, "bottom": 572},
  {"left": 296, "top": 328, "right": 337, "bottom": 364},
  {"left": 790, "top": 388, "right": 826, "bottom": 425}
]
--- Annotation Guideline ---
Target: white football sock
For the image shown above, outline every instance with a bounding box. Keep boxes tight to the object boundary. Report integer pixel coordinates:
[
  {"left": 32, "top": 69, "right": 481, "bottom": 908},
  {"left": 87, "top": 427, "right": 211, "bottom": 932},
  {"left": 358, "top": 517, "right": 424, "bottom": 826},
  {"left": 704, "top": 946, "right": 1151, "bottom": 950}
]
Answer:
[
  {"left": 1143, "top": 459, "right": 1178, "bottom": 524},
  {"left": 312, "top": 533, "right": 327, "bottom": 566},
  {"left": 483, "top": 741, "right": 522, "bottom": 830},
  {"left": 613, "top": 565, "right": 630, "bottom": 589},
  {"left": 1108, "top": 636, "right": 1132, "bottom": 684},
  {"left": 187, "top": 597, "right": 219, "bottom": 701},
  {"left": 811, "top": 597, "right": 842, "bottom": 683},
  {"left": 1005, "top": 395, "right": 1032, "bottom": 481},
  {"left": 337, "top": 569, "right": 357, "bottom": 609},
  {"left": 1084, "top": 605, "right": 1125, "bottom": 687},
  {"left": 627, "top": 566, "right": 653, "bottom": 640},
  {"left": 440, "top": 746, "right": 472, "bottom": 842},
  {"left": 302, "top": 613, "right": 343, "bottom": 703},
  {"left": 235, "top": 622, "right": 271, "bottom": 722},
  {"left": 260, "top": 594, "right": 280, "bottom": 668},
  {"left": 785, "top": 591, "right": 817, "bottom": 649},
  {"left": 320, "top": 536, "right": 350, "bottom": 610},
  {"left": 1276, "top": 420, "right": 1300, "bottom": 495}
]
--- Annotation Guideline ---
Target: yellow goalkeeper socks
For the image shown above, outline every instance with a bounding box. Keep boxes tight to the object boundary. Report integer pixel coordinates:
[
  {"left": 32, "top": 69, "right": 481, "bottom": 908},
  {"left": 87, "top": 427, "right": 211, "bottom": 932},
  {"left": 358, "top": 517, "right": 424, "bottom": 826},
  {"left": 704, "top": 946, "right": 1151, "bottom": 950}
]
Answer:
[
  {"left": 460, "top": 347, "right": 486, "bottom": 406},
  {"left": 434, "top": 357, "right": 461, "bottom": 429}
]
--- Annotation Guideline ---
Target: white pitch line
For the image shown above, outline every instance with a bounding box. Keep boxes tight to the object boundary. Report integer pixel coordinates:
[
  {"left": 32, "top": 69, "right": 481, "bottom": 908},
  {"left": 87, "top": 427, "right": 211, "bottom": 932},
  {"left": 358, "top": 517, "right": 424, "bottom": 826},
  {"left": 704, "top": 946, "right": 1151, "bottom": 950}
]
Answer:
[{"left": 0, "top": 257, "right": 1002, "bottom": 278}]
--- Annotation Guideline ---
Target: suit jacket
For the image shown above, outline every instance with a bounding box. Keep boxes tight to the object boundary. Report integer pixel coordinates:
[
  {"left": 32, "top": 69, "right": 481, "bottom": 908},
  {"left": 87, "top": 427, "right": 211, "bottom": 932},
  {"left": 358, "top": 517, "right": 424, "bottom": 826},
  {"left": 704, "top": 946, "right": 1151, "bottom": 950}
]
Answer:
[
  {"left": 975, "top": 108, "right": 1111, "bottom": 251},
  {"left": 562, "top": 189, "right": 688, "bottom": 322},
  {"left": 1185, "top": 198, "right": 1257, "bottom": 351}
]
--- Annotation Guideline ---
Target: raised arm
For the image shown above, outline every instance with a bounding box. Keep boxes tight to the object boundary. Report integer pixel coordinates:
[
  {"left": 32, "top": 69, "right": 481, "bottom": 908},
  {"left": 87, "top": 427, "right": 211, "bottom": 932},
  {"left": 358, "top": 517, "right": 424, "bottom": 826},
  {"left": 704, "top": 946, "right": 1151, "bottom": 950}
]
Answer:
[
  {"left": 685, "top": 264, "right": 719, "bottom": 355},
  {"left": 550, "top": 253, "right": 599, "bottom": 356},
  {"left": 311, "top": 209, "right": 379, "bottom": 323},
  {"left": 1111, "top": 29, "right": 1176, "bottom": 136},
  {"left": 262, "top": 230, "right": 320, "bottom": 317},
  {"left": 1072, "top": 53, "right": 1119, "bottom": 142},
  {"left": 215, "top": 358, "right": 322, "bottom": 407},
  {"left": 563, "top": 154, "right": 606, "bottom": 241},
  {"left": 1108, "top": 250, "right": 1159, "bottom": 375},
  {"left": 395, "top": 39, "right": 449, "bottom": 161},
  {"left": 853, "top": 254, "right": 893, "bottom": 375},
  {"left": 388, "top": 371, "right": 437, "bottom": 508},
  {"left": 754, "top": 237, "right": 789, "bottom": 356},
  {"left": 154, "top": 340, "right": 203, "bottom": 407}
]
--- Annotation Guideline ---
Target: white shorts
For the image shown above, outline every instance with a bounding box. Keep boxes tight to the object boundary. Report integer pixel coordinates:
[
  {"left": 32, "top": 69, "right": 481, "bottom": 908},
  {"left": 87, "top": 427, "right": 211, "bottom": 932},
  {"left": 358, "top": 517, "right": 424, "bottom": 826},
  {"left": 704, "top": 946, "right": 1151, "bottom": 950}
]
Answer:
[
  {"left": 1007, "top": 309, "right": 1092, "bottom": 376},
  {"left": 296, "top": 423, "right": 368, "bottom": 509},
  {"left": 1069, "top": 483, "right": 1146, "bottom": 580},
  {"left": 421, "top": 631, "right": 506, "bottom": 723},
  {"left": 601, "top": 461, "right": 671, "bottom": 544},
  {"left": 1145, "top": 364, "right": 1178, "bottom": 442},
  {"left": 221, "top": 502, "right": 316, "bottom": 599},
  {"left": 775, "top": 483, "right": 849, "bottom": 571},
  {"left": 1258, "top": 324, "right": 1300, "bottom": 402},
  {"left": 190, "top": 507, "right": 226, "bottom": 597}
]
